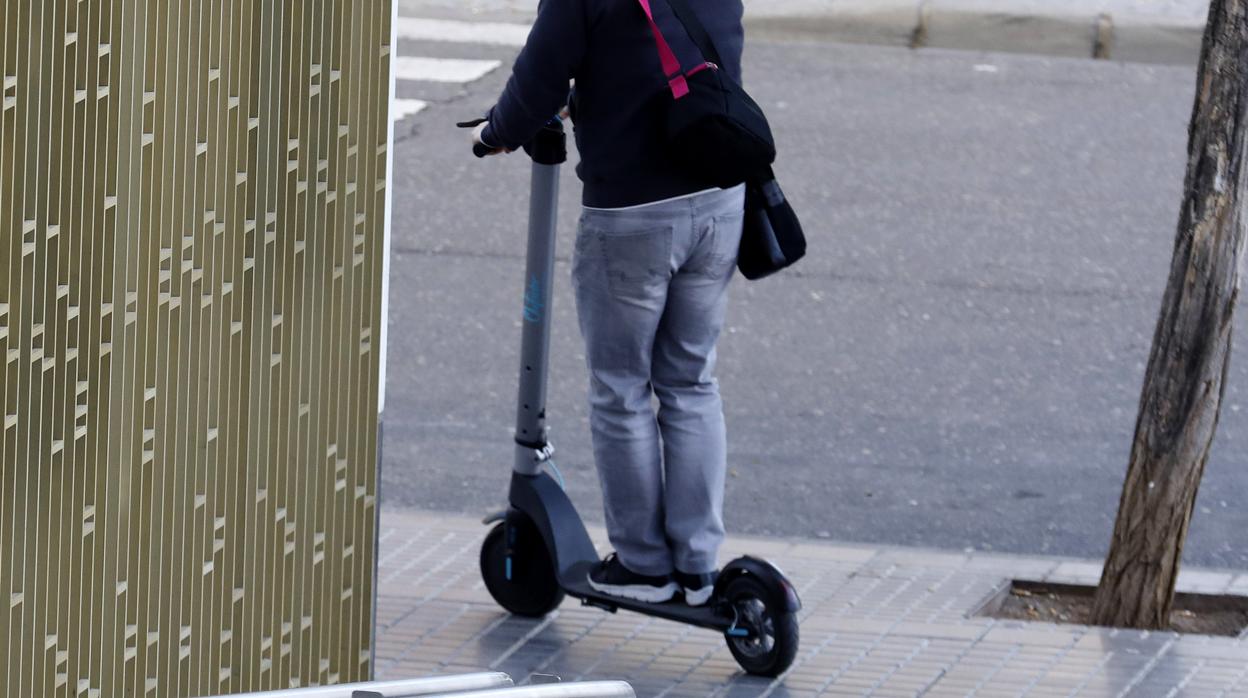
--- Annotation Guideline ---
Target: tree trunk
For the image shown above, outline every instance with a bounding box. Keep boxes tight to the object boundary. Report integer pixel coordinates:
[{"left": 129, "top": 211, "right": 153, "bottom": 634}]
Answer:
[{"left": 1091, "top": 0, "right": 1248, "bottom": 629}]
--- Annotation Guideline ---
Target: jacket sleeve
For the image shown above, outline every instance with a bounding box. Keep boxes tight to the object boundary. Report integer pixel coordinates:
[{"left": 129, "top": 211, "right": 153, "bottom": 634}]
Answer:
[{"left": 481, "top": 0, "right": 588, "bottom": 150}]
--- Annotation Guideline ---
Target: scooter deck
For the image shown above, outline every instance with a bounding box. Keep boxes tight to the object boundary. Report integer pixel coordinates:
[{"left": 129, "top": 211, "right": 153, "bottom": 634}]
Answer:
[
  {"left": 506, "top": 473, "right": 739, "bottom": 633},
  {"left": 560, "top": 560, "right": 733, "bottom": 632}
]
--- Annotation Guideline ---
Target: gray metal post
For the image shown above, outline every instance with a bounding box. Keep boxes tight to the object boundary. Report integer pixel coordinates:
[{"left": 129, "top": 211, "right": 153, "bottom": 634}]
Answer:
[{"left": 204, "top": 674, "right": 514, "bottom": 697}]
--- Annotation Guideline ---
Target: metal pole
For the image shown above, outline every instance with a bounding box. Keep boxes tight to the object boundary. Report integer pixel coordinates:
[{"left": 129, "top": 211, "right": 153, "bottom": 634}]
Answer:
[
  {"left": 442, "top": 682, "right": 636, "bottom": 698},
  {"left": 205, "top": 673, "right": 512, "bottom": 698}
]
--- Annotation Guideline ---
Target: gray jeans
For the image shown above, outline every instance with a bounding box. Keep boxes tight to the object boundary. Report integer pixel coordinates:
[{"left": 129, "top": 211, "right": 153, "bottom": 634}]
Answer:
[{"left": 571, "top": 185, "right": 745, "bottom": 576}]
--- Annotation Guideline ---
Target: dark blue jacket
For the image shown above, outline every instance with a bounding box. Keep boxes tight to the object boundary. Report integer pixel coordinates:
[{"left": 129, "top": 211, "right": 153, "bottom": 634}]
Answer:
[{"left": 483, "top": 0, "right": 745, "bottom": 208}]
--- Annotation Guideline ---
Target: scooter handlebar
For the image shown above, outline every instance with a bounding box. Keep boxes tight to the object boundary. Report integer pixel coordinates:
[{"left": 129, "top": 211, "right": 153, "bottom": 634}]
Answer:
[
  {"left": 457, "top": 118, "right": 494, "bottom": 158},
  {"left": 459, "top": 115, "right": 566, "bottom": 164}
]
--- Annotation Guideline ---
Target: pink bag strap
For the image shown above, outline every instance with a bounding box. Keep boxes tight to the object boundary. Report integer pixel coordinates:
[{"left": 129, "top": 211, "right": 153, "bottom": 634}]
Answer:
[{"left": 636, "top": 0, "right": 690, "bottom": 99}]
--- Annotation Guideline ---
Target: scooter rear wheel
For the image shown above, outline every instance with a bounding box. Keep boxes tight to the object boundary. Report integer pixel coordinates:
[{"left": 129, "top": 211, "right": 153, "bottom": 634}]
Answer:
[
  {"left": 723, "top": 575, "right": 799, "bottom": 677},
  {"left": 480, "top": 517, "right": 565, "bottom": 617}
]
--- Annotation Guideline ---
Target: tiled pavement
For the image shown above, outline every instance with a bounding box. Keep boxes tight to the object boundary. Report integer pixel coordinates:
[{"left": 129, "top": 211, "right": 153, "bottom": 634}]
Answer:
[{"left": 373, "top": 510, "right": 1248, "bottom": 697}]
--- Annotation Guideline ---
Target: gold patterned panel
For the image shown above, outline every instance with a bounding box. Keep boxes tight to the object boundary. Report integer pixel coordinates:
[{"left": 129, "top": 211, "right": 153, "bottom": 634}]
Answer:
[{"left": 0, "top": 2, "right": 391, "bottom": 695}]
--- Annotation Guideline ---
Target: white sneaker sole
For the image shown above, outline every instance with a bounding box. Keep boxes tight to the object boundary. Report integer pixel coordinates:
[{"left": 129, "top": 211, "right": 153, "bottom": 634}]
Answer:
[
  {"left": 683, "top": 586, "right": 713, "bottom": 606},
  {"left": 587, "top": 576, "right": 678, "bottom": 604}
]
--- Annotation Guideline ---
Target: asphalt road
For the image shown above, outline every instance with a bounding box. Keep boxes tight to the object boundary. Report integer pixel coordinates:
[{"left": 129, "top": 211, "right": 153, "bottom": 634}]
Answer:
[{"left": 382, "top": 34, "right": 1248, "bottom": 569}]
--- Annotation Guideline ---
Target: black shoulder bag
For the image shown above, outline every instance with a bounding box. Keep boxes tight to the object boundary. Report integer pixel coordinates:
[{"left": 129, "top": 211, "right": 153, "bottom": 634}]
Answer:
[{"left": 638, "top": 0, "right": 806, "bottom": 280}]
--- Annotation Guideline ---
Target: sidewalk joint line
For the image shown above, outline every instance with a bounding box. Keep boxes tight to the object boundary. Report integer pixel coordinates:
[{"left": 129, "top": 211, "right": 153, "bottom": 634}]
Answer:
[
  {"left": 1113, "top": 636, "right": 1178, "bottom": 698},
  {"left": 488, "top": 613, "right": 559, "bottom": 671}
]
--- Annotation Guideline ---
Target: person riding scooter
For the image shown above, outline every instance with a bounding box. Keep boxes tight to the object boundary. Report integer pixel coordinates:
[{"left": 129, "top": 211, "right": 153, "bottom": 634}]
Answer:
[{"left": 470, "top": 0, "right": 748, "bottom": 607}]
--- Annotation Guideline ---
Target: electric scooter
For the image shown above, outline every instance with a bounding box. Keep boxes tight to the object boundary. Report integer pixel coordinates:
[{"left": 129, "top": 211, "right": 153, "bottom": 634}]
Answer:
[{"left": 462, "top": 117, "right": 800, "bottom": 677}]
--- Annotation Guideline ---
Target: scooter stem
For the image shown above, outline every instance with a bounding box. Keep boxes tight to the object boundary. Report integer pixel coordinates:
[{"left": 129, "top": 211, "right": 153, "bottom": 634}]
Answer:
[{"left": 513, "top": 120, "right": 568, "bottom": 476}]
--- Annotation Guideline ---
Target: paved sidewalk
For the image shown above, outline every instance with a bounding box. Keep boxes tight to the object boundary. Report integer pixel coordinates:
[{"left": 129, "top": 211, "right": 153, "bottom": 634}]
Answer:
[
  {"left": 374, "top": 509, "right": 1248, "bottom": 697},
  {"left": 397, "top": 0, "right": 1208, "bottom": 63}
]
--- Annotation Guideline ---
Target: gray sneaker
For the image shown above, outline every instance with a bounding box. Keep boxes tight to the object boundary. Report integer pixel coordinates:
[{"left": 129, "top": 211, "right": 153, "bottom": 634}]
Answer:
[{"left": 674, "top": 569, "right": 717, "bottom": 606}]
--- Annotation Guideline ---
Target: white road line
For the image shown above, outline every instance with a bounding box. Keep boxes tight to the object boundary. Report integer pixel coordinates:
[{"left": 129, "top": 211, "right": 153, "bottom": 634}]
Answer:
[
  {"left": 392, "top": 99, "right": 429, "bottom": 121},
  {"left": 394, "top": 56, "right": 502, "bottom": 84},
  {"left": 395, "top": 16, "right": 531, "bottom": 47}
]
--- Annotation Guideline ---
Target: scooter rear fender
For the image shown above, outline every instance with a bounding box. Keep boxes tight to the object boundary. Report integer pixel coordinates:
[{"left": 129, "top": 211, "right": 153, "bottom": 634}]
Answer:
[{"left": 715, "top": 556, "right": 802, "bottom": 613}]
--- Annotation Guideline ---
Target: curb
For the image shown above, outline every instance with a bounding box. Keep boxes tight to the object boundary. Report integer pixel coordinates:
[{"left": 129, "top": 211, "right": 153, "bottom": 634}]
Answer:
[
  {"left": 395, "top": 0, "right": 1208, "bottom": 64},
  {"left": 740, "top": 0, "right": 1207, "bottom": 64}
]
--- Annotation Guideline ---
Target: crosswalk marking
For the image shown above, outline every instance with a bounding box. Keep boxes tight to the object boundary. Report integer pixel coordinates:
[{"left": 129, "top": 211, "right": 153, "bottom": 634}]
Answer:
[
  {"left": 392, "top": 16, "right": 528, "bottom": 123},
  {"left": 394, "top": 56, "right": 503, "bottom": 84},
  {"left": 392, "top": 99, "right": 429, "bottom": 121},
  {"left": 395, "top": 17, "right": 532, "bottom": 47}
]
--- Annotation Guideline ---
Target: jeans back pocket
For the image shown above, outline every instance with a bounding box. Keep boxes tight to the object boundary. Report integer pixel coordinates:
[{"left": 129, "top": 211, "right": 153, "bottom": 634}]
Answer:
[
  {"left": 687, "top": 210, "right": 744, "bottom": 280},
  {"left": 595, "top": 225, "right": 673, "bottom": 299}
]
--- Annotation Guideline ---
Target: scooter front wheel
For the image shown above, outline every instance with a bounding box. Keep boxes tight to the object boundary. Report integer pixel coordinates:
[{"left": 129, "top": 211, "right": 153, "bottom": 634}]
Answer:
[
  {"left": 722, "top": 575, "right": 799, "bottom": 677},
  {"left": 480, "top": 517, "right": 565, "bottom": 617}
]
